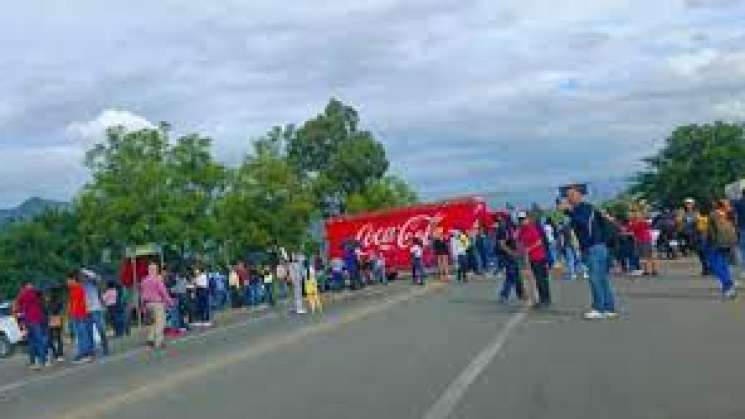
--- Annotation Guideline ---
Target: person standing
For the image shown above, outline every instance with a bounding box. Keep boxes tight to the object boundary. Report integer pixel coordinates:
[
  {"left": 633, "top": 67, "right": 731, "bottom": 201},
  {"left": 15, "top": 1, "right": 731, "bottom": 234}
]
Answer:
[
  {"left": 561, "top": 186, "right": 618, "bottom": 320},
  {"left": 410, "top": 237, "right": 425, "bottom": 285},
  {"left": 731, "top": 188, "right": 745, "bottom": 272},
  {"left": 707, "top": 200, "right": 738, "bottom": 299},
  {"left": 141, "top": 263, "right": 175, "bottom": 349},
  {"left": 432, "top": 229, "right": 450, "bottom": 282},
  {"left": 228, "top": 264, "right": 241, "bottom": 308},
  {"left": 629, "top": 210, "right": 659, "bottom": 276},
  {"left": 497, "top": 218, "right": 524, "bottom": 303},
  {"left": 102, "top": 281, "right": 121, "bottom": 337},
  {"left": 289, "top": 255, "right": 307, "bottom": 314},
  {"left": 263, "top": 266, "right": 275, "bottom": 306},
  {"left": 83, "top": 277, "right": 110, "bottom": 357},
  {"left": 276, "top": 262, "right": 290, "bottom": 298},
  {"left": 46, "top": 287, "right": 65, "bottom": 362},
  {"left": 194, "top": 267, "right": 211, "bottom": 326},
  {"left": 305, "top": 264, "right": 322, "bottom": 314},
  {"left": 67, "top": 273, "right": 92, "bottom": 363},
  {"left": 329, "top": 257, "right": 344, "bottom": 291},
  {"left": 516, "top": 212, "right": 551, "bottom": 308},
  {"left": 14, "top": 282, "right": 49, "bottom": 369},
  {"left": 452, "top": 230, "right": 469, "bottom": 283}
]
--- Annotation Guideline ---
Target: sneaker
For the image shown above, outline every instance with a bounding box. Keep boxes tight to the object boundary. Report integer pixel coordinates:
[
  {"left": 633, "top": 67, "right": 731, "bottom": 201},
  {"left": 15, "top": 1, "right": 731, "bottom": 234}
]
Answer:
[
  {"left": 297, "top": 309, "right": 308, "bottom": 315},
  {"left": 29, "top": 364, "right": 42, "bottom": 371},
  {"left": 630, "top": 270, "right": 644, "bottom": 277},
  {"left": 723, "top": 289, "right": 737, "bottom": 300},
  {"left": 583, "top": 310, "right": 604, "bottom": 320},
  {"left": 603, "top": 312, "right": 619, "bottom": 319},
  {"left": 202, "top": 322, "right": 212, "bottom": 327},
  {"left": 56, "top": 357, "right": 65, "bottom": 362}
]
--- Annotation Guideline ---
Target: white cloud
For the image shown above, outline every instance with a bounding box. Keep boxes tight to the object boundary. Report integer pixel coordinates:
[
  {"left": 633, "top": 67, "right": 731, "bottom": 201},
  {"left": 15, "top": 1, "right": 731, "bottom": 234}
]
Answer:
[
  {"left": 668, "top": 49, "right": 718, "bottom": 77},
  {"left": 1, "top": 1, "right": 745, "bottom": 205},
  {"left": 713, "top": 99, "right": 745, "bottom": 120},
  {"left": 65, "top": 109, "right": 155, "bottom": 145}
]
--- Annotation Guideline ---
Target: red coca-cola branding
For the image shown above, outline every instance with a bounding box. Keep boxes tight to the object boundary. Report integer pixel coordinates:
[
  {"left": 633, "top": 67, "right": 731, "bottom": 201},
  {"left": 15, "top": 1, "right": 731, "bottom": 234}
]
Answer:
[{"left": 326, "top": 198, "right": 491, "bottom": 269}]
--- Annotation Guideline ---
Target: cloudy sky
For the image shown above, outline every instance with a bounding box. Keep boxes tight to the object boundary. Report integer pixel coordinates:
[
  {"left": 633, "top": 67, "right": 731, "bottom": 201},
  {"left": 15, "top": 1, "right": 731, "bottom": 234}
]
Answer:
[{"left": 2, "top": 0, "right": 745, "bottom": 208}]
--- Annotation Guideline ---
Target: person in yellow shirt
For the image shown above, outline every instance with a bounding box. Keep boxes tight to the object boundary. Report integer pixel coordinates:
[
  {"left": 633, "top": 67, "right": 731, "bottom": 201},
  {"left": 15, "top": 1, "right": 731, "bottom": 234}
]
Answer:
[{"left": 305, "top": 265, "right": 322, "bottom": 314}]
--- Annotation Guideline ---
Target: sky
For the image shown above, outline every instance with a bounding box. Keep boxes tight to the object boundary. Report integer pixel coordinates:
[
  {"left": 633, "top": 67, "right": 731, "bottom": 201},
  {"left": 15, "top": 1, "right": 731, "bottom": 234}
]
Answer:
[{"left": 2, "top": 0, "right": 745, "bottom": 208}]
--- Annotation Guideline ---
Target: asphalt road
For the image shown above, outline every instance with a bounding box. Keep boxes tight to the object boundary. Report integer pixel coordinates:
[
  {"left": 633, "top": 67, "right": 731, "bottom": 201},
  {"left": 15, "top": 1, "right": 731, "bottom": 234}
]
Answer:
[{"left": 1, "top": 259, "right": 743, "bottom": 419}]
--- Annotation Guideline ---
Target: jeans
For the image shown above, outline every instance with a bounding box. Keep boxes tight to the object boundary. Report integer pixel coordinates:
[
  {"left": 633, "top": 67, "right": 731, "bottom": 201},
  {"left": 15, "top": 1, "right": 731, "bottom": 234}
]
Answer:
[
  {"left": 87, "top": 310, "right": 110, "bottom": 356},
  {"left": 563, "top": 246, "right": 577, "bottom": 279},
  {"left": 708, "top": 247, "right": 734, "bottom": 293},
  {"left": 48, "top": 326, "right": 63, "bottom": 358},
  {"left": 331, "top": 271, "right": 344, "bottom": 291},
  {"left": 456, "top": 255, "right": 468, "bottom": 282},
  {"left": 412, "top": 257, "right": 425, "bottom": 284},
  {"left": 739, "top": 229, "right": 745, "bottom": 268},
  {"left": 107, "top": 305, "right": 125, "bottom": 337},
  {"left": 27, "top": 323, "right": 48, "bottom": 366},
  {"left": 586, "top": 244, "right": 616, "bottom": 312},
  {"left": 499, "top": 262, "right": 523, "bottom": 301},
  {"left": 229, "top": 286, "right": 243, "bottom": 308},
  {"left": 71, "top": 318, "right": 92, "bottom": 360},
  {"left": 264, "top": 283, "right": 275, "bottom": 306},
  {"left": 196, "top": 288, "right": 210, "bottom": 322},
  {"left": 531, "top": 260, "right": 551, "bottom": 305}
]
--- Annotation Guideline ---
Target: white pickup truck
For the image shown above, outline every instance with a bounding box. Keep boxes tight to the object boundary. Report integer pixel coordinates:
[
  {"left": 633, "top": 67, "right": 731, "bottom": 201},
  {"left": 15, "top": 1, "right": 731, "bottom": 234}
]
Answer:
[{"left": 0, "top": 301, "right": 23, "bottom": 358}]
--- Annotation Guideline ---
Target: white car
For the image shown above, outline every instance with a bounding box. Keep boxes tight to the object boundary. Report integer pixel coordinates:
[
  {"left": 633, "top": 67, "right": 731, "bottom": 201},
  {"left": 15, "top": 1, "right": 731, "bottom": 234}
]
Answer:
[{"left": 0, "top": 301, "right": 23, "bottom": 358}]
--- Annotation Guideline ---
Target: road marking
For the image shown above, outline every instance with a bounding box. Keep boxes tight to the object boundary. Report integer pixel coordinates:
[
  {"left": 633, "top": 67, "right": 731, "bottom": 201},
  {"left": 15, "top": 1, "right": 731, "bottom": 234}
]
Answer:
[
  {"left": 0, "top": 286, "right": 398, "bottom": 396},
  {"left": 423, "top": 310, "right": 527, "bottom": 419},
  {"left": 58, "top": 283, "right": 442, "bottom": 419}
]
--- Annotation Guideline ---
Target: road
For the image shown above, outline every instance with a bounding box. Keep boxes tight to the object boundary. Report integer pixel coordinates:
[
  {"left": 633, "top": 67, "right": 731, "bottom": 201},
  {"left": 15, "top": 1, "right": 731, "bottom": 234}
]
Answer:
[{"left": 1, "top": 259, "right": 743, "bottom": 419}]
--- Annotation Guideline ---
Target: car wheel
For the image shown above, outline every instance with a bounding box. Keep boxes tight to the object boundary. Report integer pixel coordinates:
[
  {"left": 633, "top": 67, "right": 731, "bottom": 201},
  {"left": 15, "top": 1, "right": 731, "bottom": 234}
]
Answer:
[{"left": 0, "top": 333, "right": 14, "bottom": 358}]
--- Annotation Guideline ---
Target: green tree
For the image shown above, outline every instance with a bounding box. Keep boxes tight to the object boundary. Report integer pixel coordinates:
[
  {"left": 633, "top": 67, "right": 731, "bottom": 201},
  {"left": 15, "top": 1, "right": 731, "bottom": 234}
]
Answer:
[
  {"left": 632, "top": 122, "right": 745, "bottom": 208},
  {"left": 0, "top": 209, "right": 82, "bottom": 297},
  {"left": 288, "top": 98, "right": 390, "bottom": 205},
  {"left": 217, "top": 147, "right": 314, "bottom": 259},
  {"left": 346, "top": 175, "right": 418, "bottom": 214},
  {"left": 165, "top": 134, "right": 227, "bottom": 255}
]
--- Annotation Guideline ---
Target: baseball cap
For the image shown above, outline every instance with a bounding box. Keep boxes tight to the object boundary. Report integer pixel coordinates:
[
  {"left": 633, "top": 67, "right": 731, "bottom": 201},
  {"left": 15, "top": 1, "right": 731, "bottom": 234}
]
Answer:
[
  {"left": 684, "top": 197, "right": 695, "bottom": 204},
  {"left": 517, "top": 211, "right": 528, "bottom": 219}
]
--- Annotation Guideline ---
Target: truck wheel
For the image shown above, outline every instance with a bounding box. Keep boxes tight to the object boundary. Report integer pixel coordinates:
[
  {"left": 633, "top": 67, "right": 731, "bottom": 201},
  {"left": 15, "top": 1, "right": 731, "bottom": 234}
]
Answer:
[{"left": 0, "top": 333, "right": 14, "bottom": 358}]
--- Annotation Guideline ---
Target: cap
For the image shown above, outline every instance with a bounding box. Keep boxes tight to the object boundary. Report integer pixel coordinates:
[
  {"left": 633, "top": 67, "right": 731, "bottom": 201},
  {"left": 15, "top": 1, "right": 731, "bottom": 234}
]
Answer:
[
  {"left": 684, "top": 197, "right": 695, "bottom": 204},
  {"left": 517, "top": 211, "right": 528, "bottom": 219}
]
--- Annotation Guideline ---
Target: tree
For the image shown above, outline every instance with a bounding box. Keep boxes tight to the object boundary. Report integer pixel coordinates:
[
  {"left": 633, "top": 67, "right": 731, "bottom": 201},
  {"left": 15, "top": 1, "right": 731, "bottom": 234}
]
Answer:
[
  {"left": 345, "top": 176, "right": 418, "bottom": 214},
  {"left": 288, "top": 98, "right": 390, "bottom": 205},
  {"left": 217, "top": 147, "right": 314, "bottom": 259},
  {"left": 0, "top": 209, "right": 82, "bottom": 297},
  {"left": 165, "top": 134, "right": 227, "bottom": 255},
  {"left": 631, "top": 122, "right": 745, "bottom": 208}
]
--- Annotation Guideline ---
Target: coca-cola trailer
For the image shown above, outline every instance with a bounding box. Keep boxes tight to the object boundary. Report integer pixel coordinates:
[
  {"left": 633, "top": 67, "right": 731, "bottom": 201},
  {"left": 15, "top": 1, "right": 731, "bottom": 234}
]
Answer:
[{"left": 324, "top": 197, "right": 495, "bottom": 270}]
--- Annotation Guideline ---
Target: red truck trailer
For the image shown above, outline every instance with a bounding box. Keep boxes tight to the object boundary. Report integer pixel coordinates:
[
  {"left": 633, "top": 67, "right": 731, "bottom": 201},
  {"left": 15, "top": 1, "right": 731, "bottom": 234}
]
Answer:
[{"left": 325, "top": 197, "right": 495, "bottom": 270}]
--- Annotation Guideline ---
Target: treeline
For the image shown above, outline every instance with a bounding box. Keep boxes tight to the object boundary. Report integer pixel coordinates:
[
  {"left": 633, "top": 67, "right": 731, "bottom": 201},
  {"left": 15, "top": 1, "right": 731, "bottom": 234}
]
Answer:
[
  {"left": 0, "top": 98, "right": 416, "bottom": 298},
  {"left": 605, "top": 121, "right": 745, "bottom": 217}
]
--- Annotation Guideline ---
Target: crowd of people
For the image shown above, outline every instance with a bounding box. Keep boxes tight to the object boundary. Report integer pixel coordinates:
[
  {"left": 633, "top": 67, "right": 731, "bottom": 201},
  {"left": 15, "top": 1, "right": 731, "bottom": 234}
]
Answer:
[
  {"left": 10, "top": 184, "right": 745, "bottom": 370},
  {"left": 10, "top": 253, "right": 344, "bottom": 369}
]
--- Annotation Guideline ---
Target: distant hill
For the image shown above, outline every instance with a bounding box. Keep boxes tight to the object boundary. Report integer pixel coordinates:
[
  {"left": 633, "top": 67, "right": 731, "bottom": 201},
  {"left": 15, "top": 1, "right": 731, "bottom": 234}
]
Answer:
[{"left": 0, "top": 197, "right": 71, "bottom": 228}]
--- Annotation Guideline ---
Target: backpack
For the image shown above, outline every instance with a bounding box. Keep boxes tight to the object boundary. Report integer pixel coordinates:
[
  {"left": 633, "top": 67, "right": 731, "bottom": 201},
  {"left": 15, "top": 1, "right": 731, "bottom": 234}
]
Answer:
[{"left": 710, "top": 213, "right": 738, "bottom": 248}]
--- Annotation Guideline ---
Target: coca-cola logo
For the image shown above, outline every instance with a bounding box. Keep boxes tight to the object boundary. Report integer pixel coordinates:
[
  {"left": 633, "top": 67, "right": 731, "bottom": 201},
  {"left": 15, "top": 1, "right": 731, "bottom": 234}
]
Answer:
[{"left": 355, "top": 213, "right": 444, "bottom": 251}]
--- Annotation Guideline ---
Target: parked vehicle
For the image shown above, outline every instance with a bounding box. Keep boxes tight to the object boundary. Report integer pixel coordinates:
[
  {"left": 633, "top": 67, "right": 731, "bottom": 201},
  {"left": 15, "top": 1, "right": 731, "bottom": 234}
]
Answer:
[{"left": 0, "top": 301, "right": 23, "bottom": 358}]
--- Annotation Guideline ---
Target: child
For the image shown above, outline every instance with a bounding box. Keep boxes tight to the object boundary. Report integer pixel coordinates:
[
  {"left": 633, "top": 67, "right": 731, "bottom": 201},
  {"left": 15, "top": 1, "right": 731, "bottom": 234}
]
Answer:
[{"left": 305, "top": 265, "right": 322, "bottom": 314}]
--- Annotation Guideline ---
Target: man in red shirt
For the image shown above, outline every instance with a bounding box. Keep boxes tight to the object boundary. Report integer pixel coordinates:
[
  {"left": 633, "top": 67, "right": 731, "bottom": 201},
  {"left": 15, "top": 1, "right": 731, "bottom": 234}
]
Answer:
[
  {"left": 629, "top": 210, "right": 658, "bottom": 276},
  {"left": 516, "top": 212, "right": 552, "bottom": 308},
  {"left": 67, "top": 272, "right": 93, "bottom": 363},
  {"left": 14, "top": 282, "right": 48, "bottom": 369}
]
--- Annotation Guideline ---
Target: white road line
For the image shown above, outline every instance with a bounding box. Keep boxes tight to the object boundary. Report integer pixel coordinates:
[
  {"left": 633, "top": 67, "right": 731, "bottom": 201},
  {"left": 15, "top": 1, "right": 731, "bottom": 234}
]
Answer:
[
  {"left": 0, "top": 286, "right": 396, "bottom": 396},
  {"left": 423, "top": 310, "right": 528, "bottom": 419}
]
